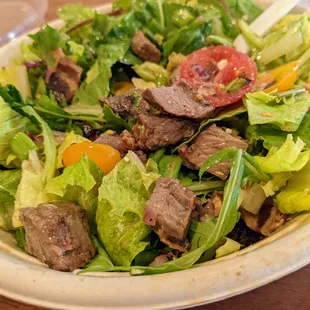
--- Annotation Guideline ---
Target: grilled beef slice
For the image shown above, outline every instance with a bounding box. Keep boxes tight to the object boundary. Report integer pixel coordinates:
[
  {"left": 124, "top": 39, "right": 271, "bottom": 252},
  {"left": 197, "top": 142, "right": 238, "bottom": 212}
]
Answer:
[
  {"left": 144, "top": 178, "right": 196, "bottom": 252},
  {"left": 19, "top": 202, "right": 95, "bottom": 271},
  {"left": 142, "top": 81, "right": 215, "bottom": 120},
  {"left": 95, "top": 131, "right": 148, "bottom": 163},
  {"left": 131, "top": 30, "right": 161, "bottom": 63},
  {"left": 100, "top": 91, "right": 150, "bottom": 119},
  {"left": 95, "top": 132, "right": 128, "bottom": 156},
  {"left": 179, "top": 124, "right": 248, "bottom": 180},
  {"left": 240, "top": 204, "right": 286, "bottom": 237},
  {"left": 132, "top": 114, "right": 197, "bottom": 151},
  {"left": 47, "top": 56, "right": 83, "bottom": 102}
]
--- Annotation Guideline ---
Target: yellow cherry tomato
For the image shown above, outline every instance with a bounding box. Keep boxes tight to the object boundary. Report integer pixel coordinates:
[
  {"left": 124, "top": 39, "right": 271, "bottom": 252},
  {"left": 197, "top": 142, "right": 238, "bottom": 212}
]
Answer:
[
  {"left": 113, "top": 82, "right": 135, "bottom": 96},
  {"left": 62, "top": 142, "right": 121, "bottom": 174},
  {"left": 255, "top": 61, "right": 300, "bottom": 93}
]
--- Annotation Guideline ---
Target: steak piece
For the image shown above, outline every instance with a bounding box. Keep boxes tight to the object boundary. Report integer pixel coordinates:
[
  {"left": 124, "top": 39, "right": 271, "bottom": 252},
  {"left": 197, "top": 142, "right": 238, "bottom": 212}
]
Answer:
[
  {"left": 100, "top": 91, "right": 150, "bottom": 119},
  {"left": 19, "top": 202, "right": 95, "bottom": 272},
  {"left": 179, "top": 124, "right": 248, "bottom": 180},
  {"left": 131, "top": 30, "right": 161, "bottom": 63},
  {"left": 95, "top": 131, "right": 148, "bottom": 163},
  {"left": 132, "top": 114, "right": 197, "bottom": 151},
  {"left": 169, "top": 66, "right": 181, "bottom": 85},
  {"left": 48, "top": 56, "right": 83, "bottom": 102},
  {"left": 95, "top": 132, "right": 127, "bottom": 156},
  {"left": 240, "top": 204, "right": 286, "bottom": 237},
  {"left": 144, "top": 178, "right": 196, "bottom": 252},
  {"left": 142, "top": 81, "right": 215, "bottom": 120}
]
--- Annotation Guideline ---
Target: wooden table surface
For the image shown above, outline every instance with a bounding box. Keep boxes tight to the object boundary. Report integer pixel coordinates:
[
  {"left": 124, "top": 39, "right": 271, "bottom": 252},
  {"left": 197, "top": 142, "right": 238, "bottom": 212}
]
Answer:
[{"left": 1, "top": 0, "right": 310, "bottom": 309}]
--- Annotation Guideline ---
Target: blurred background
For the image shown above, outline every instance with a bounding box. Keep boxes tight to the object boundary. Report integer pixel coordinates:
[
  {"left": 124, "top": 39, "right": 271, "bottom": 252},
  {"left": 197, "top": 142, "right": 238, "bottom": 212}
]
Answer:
[{"left": 0, "top": 0, "right": 309, "bottom": 46}]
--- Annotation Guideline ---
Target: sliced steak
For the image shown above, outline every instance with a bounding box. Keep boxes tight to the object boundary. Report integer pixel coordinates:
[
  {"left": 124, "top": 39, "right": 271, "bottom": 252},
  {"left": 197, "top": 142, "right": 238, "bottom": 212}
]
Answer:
[
  {"left": 144, "top": 178, "right": 196, "bottom": 252},
  {"left": 142, "top": 81, "right": 215, "bottom": 120},
  {"left": 100, "top": 90, "right": 150, "bottom": 119},
  {"left": 169, "top": 66, "right": 181, "bottom": 85},
  {"left": 95, "top": 131, "right": 148, "bottom": 163},
  {"left": 95, "top": 132, "right": 127, "bottom": 156},
  {"left": 131, "top": 30, "right": 161, "bottom": 63},
  {"left": 47, "top": 56, "right": 83, "bottom": 102},
  {"left": 133, "top": 114, "right": 197, "bottom": 151},
  {"left": 240, "top": 204, "right": 286, "bottom": 237},
  {"left": 19, "top": 202, "right": 95, "bottom": 272},
  {"left": 179, "top": 124, "right": 248, "bottom": 180}
]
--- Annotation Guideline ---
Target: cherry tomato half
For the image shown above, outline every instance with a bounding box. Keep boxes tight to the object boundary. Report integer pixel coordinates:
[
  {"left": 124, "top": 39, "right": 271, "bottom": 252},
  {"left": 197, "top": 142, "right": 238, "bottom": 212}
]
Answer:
[
  {"left": 62, "top": 142, "right": 121, "bottom": 174},
  {"left": 180, "top": 46, "right": 258, "bottom": 108}
]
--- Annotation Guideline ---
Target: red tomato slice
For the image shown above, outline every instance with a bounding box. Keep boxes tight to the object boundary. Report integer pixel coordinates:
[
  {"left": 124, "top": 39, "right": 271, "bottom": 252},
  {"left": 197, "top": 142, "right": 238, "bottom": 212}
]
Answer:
[{"left": 180, "top": 46, "right": 258, "bottom": 107}]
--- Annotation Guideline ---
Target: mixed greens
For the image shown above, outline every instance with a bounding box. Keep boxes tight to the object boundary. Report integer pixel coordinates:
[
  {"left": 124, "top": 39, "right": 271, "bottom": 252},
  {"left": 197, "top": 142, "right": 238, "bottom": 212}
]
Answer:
[{"left": 0, "top": 0, "right": 310, "bottom": 276}]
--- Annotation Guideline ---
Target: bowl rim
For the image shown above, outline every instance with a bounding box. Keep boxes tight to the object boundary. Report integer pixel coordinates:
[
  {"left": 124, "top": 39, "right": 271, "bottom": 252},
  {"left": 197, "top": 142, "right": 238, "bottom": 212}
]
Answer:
[{"left": 0, "top": 2, "right": 309, "bottom": 310}]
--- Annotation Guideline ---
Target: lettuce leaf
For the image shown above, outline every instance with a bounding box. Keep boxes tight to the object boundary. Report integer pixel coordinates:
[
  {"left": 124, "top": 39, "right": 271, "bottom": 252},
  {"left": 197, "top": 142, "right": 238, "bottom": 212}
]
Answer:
[
  {"left": 276, "top": 161, "right": 310, "bottom": 214},
  {"left": 0, "top": 97, "right": 33, "bottom": 168},
  {"left": 10, "top": 132, "right": 38, "bottom": 162},
  {"left": 73, "top": 40, "right": 130, "bottom": 106},
  {"left": 215, "top": 237, "right": 241, "bottom": 259},
  {"left": 96, "top": 152, "right": 160, "bottom": 266},
  {"left": 29, "top": 26, "right": 61, "bottom": 67},
  {"left": 12, "top": 151, "right": 49, "bottom": 227},
  {"left": 254, "top": 135, "right": 310, "bottom": 174},
  {"left": 58, "top": 4, "right": 95, "bottom": 33},
  {"left": 45, "top": 154, "right": 103, "bottom": 232},
  {"left": 247, "top": 114, "right": 310, "bottom": 151},
  {"left": 225, "top": 0, "right": 262, "bottom": 24},
  {"left": 0, "top": 170, "right": 21, "bottom": 230},
  {"left": 254, "top": 135, "right": 310, "bottom": 197},
  {"left": 0, "top": 85, "right": 57, "bottom": 227},
  {"left": 244, "top": 92, "right": 310, "bottom": 132}
]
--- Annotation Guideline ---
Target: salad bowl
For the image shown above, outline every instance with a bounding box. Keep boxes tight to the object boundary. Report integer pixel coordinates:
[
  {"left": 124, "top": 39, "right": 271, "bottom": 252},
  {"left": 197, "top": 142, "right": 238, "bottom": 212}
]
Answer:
[{"left": 0, "top": 1, "right": 310, "bottom": 310}]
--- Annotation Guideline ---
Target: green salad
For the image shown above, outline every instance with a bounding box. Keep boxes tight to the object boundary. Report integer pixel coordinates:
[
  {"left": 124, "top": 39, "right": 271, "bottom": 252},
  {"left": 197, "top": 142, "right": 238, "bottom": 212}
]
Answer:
[{"left": 1, "top": 0, "right": 310, "bottom": 276}]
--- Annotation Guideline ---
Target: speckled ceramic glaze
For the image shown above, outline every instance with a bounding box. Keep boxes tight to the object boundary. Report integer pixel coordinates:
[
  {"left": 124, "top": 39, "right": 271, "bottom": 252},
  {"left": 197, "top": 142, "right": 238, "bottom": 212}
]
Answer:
[{"left": 1, "top": 2, "right": 309, "bottom": 309}]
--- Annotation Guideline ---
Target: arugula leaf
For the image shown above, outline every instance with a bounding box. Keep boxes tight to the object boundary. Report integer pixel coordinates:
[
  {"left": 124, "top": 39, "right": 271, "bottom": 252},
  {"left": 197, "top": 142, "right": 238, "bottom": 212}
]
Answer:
[
  {"left": 15, "top": 228, "right": 27, "bottom": 251},
  {"left": 189, "top": 219, "right": 216, "bottom": 251},
  {"left": 163, "top": 20, "right": 212, "bottom": 60},
  {"left": 103, "top": 105, "right": 132, "bottom": 133},
  {"left": 158, "top": 155, "right": 182, "bottom": 178},
  {"left": 29, "top": 26, "right": 61, "bottom": 66},
  {"left": 187, "top": 180, "right": 225, "bottom": 195},
  {"left": 34, "top": 95, "right": 104, "bottom": 128}
]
